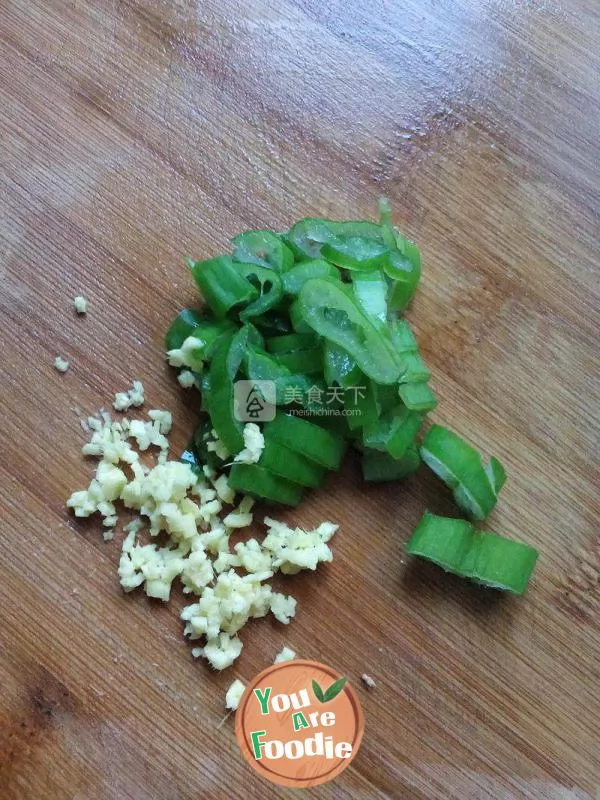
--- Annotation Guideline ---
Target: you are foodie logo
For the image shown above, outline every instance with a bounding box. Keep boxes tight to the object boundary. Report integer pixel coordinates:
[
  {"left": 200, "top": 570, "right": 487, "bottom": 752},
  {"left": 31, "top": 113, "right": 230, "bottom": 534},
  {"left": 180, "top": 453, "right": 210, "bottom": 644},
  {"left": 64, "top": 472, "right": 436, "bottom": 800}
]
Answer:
[{"left": 235, "top": 660, "right": 364, "bottom": 788}]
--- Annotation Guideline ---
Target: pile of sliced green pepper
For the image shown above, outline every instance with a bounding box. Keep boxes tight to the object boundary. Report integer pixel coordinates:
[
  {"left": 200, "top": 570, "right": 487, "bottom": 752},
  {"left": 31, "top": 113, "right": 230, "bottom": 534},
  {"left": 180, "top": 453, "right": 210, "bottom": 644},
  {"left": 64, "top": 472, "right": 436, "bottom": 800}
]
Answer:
[{"left": 166, "top": 199, "right": 539, "bottom": 596}]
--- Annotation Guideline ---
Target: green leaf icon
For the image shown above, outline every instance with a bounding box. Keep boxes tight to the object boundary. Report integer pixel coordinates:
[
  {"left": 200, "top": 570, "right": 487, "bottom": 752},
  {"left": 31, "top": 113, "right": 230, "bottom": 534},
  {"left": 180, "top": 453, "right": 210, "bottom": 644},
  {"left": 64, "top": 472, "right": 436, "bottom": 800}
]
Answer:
[
  {"left": 323, "top": 677, "right": 347, "bottom": 702},
  {"left": 312, "top": 679, "right": 325, "bottom": 703},
  {"left": 312, "top": 677, "right": 348, "bottom": 703}
]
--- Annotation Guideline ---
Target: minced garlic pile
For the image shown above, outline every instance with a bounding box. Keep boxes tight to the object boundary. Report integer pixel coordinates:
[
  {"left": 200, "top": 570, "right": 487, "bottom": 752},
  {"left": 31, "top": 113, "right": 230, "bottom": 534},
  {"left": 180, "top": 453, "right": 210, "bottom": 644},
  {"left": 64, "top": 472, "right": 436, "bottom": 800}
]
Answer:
[{"left": 67, "top": 385, "right": 338, "bottom": 671}]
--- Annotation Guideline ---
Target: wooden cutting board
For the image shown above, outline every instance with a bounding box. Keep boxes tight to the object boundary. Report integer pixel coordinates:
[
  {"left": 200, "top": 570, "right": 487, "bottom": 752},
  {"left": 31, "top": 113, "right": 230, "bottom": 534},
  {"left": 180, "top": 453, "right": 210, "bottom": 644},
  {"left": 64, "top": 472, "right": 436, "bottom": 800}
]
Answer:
[{"left": 1, "top": 1, "right": 598, "bottom": 798}]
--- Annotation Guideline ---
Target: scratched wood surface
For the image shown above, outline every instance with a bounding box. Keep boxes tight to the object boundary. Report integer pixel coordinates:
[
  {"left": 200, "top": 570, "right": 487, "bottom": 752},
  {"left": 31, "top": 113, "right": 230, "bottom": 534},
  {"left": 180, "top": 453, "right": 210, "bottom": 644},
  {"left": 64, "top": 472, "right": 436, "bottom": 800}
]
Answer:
[{"left": 1, "top": 1, "right": 599, "bottom": 798}]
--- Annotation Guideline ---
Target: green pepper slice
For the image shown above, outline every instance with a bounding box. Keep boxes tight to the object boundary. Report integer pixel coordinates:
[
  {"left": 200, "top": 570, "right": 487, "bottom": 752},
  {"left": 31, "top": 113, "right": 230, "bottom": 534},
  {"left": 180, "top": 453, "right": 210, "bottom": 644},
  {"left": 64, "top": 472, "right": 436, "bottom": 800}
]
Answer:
[
  {"left": 259, "top": 439, "right": 326, "bottom": 488},
  {"left": 385, "top": 250, "right": 421, "bottom": 311},
  {"left": 286, "top": 218, "right": 386, "bottom": 261},
  {"left": 390, "top": 320, "right": 437, "bottom": 411},
  {"left": 208, "top": 328, "right": 251, "bottom": 453},
  {"left": 361, "top": 445, "right": 420, "bottom": 482},
  {"left": 345, "top": 378, "right": 380, "bottom": 430},
  {"left": 297, "top": 279, "right": 403, "bottom": 385},
  {"left": 244, "top": 346, "right": 315, "bottom": 406},
  {"left": 271, "top": 348, "right": 323, "bottom": 375},
  {"left": 164, "top": 308, "right": 205, "bottom": 351},
  {"left": 264, "top": 412, "right": 347, "bottom": 470},
  {"left": 187, "top": 256, "right": 258, "bottom": 318},
  {"left": 363, "top": 404, "right": 424, "bottom": 459},
  {"left": 266, "top": 333, "right": 319, "bottom": 354},
  {"left": 420, "top": 425, "right": 505, "bottom": 521},
  {"left": 323, "top": 342, "right": 363, "bottom": 389},
  {"left": 232, "top": 230, "right": 295, "bottom": 272},
  {"left": 232, "top": 262, "right": 284, "bottom": 321},
  {"left": 281, "top": 260, "right": 341, "bottom": 295},
  {"left": 351, "top": 269, "right": 388, "bottom": 324},
  {"left": 398, "top": 382, "right": 438, "bottom": 412},
  {"left": 321, "top": 237, "right": 390, "bottom": 272},
  {"left": 406, "top": 512, "right": 539, "bottom": 595},
  {"left": 227, "top": 463, "right": 304, "bottom": 506}
]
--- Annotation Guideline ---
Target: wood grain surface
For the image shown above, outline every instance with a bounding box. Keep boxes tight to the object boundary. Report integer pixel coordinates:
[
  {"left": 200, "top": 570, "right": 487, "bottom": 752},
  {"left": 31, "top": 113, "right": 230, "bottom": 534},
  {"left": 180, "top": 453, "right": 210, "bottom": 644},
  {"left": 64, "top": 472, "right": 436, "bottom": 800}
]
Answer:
[{"left": 1, "top": 1, "right": 599, "bottom": 798}]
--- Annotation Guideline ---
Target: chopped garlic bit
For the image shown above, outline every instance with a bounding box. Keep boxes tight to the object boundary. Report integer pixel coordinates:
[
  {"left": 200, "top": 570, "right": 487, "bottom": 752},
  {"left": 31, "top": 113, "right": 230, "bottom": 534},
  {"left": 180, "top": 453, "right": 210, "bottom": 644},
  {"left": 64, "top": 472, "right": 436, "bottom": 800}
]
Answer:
[
  {"left": 212, "top": 474, "right": 235, "bottom": 505},
  {"left": 113, "top": 381, "right": 145, "bottom": 412},
  {"left": 166, "top": 336, "right": 204, "bottom": 371},
  {"left": 181, "top": 569, "right": 273, "bottom": 640},
  {"left": 206, "top": 430, "right": 230, "bottom": 461},
  {"left": 128, "top": 418, "right": 169, "bottom": 451},
  {"left": 73, "top": 295, "right": 88, "bottom": 314},
  {"left": 270, "top": 593, "right": 297, "bottom": 624},
  {"left": 234, "top": 539, "right": 273, "bottom": 574},
  {"left": 177, "top": 369, "right": 196, "bottom": 389},
  {"left": 148, "top": 409, "right": 172, "bottom": 435},
  {"left": 274, "top": 646, "right": 296, "bottom": 664},
  {"left": 234, "top": 423, "right": 264, "bottom": 465},
  {"left": 361, "top": 674, "right": 376, "bottom": 689},
  {"left": 225, "top": 678, "right": 246, "bottom": 711},
  {"left": 262, "top": 517, "right": 338, "bottom": 575},
  {"left": 223, "top": 509, "right": 253, "bottom": 529},
  {"left": 54, "top": 356, "right": 70, "bottom": 373},
  {"left": 192, "top": 633, "right": 243, "bottom": 671}
]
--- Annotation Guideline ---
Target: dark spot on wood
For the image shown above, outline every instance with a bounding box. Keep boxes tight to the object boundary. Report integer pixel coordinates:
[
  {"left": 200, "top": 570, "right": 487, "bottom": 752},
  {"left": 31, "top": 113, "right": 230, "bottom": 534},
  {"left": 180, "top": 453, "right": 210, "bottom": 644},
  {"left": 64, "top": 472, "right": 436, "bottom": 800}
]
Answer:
[{"left": 0, "top": 666, "right": 79, "bottom": 779}]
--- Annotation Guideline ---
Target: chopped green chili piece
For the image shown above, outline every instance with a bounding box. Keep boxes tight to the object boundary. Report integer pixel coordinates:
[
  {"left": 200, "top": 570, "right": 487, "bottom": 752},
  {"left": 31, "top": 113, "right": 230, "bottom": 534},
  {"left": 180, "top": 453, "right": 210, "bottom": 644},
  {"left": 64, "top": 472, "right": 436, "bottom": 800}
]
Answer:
[
  {"left": 328, "top": 220, "right": 387, "bottom": 242},
  {"left": 228, "top": 463, "right": 304, "bottom": 506},
  {"left": 420, "top": 425, "right": 505, "bottom": 521},
  {"left": 164, "top": 308, "right": 204, "bottom": 351},
  {"left": 363, "top": 405, "right": 424, "bottom": 459},
  {"left": 406, "top": 512, "right": 538, "bottom": 595},
  {"left": 351, "top": 270, "right": 388, "bottom": 324},
  {"left": 208, "top": 330, "right": 248, "bottom": 453},
  {"left": 264, "top": 412, "right": 347, "bottom": 470},
  {"left": 400, "top": 352, "right": 432, "bottom": 383},
  {"left": 187, "top": 256, "right": 258, "bottom": 318},
  {"left": 271, "top": 347, "right": 323, "bottom": 375},
  {"left": 286, "top": 218, "right": 339, "bottom": 260},
  {"left": 232, "top": 230, "right": 294, "bottom": 272},
  {"left": 297, "top": 279, "right": 404, "bottom": 385},
  {"left": 345, "top": 378, "right": 379, "bottom": 430},
  {"left": 385, "top": 250, "right": 421, "bottom": 311},
  {"left": 244, "top": 346, "right": 315, "bottom": 406},
  {"left": 260, "top": 439, "right": 326, "bottom": 488},
  {"left": 266, "top": 333, "right": 319, "bottom": 354},
  {"left": 390, "top": 318, "right": 418, "bottom": 351},
  {"left": 398, "top": 382, "right": 438, "bottom": 412},
  {"left": 321, "top": 237, "right": 390, "bottom": 272},
  {"left": 323, "top": 342, "right": 362, "bottom": 389},
  {"left": 251, "top": 310, "right": 292, "bottom": 335},
  {"left": 281, "top": 260, "right": 341, "bottom": 295},
  {"left": 232, "top": 262, "right": 284, "bottom": 321},
  {"left": 485, "top": 456, "right": 507, "bottom": 496},
  {"left": 166, "top": 202, "right": 531, "bottom": 586},
  {"left": 361, "top": 445, "right": 420, "bottom": 482},
  {"left": 286, "top": 218, "right": 386, "bottom": 261},
  {"left": 391, "top": 320, "right": 437, "bottom": 411}
]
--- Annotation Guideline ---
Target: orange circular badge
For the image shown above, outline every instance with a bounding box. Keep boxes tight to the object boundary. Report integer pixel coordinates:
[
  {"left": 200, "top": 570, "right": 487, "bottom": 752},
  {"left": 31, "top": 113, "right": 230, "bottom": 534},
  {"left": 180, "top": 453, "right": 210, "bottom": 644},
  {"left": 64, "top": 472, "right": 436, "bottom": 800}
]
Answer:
[{"left": 235, "top": 660, "right": 364, "bottom": 788}]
